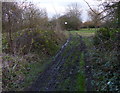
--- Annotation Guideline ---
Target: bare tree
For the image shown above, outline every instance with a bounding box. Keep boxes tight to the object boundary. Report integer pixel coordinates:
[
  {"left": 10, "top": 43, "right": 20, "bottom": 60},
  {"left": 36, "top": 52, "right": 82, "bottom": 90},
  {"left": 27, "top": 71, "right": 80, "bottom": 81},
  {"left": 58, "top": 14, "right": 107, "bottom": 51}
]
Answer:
[
  {"left": 2, "top": 1, "right": 49, "bottom": 54},
  {"left": 61, "top": 3, "right": 82, "bottom": 30},
  {"left": 84, "top": 0, "right": 120, "bottom": 24},
  {"left": 66, "top": 3, "right": 82, "bottom": 19},
  {"left": 51, "top": 14, "right": 62, "bottom": 31},
  {"left": 2, "top": 2, "right": 23, "bottom": 53},
  {"left": 88, "top": 9, "right": 103, "bottom": 28},
  {"left": 21, "top": 3, "right": 48, "bottom": 31}
]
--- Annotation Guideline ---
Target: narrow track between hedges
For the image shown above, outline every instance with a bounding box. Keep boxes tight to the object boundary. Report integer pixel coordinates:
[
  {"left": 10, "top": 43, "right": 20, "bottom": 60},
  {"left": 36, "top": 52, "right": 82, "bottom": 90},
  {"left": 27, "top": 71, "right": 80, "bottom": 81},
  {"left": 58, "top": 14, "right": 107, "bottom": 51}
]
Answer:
[{"left": 26, "top": 34, "right": 93, "bottom": 91}]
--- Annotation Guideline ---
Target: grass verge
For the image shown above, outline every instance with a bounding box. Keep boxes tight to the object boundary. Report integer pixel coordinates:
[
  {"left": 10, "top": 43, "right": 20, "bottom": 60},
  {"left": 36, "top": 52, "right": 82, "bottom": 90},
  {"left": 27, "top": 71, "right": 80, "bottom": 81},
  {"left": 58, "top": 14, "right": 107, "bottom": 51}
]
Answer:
[
  {"left": 69, "top": 28, "right": 97, "bottom": 37},
  {"left": 76, "top": 53, "right": 86, "bottom": 91},
  {"left": 2, "top": 53, "right": 52, "bottom": 91},
  {"left": 19, "top": 57, "right": 52, "bottom": 90}
]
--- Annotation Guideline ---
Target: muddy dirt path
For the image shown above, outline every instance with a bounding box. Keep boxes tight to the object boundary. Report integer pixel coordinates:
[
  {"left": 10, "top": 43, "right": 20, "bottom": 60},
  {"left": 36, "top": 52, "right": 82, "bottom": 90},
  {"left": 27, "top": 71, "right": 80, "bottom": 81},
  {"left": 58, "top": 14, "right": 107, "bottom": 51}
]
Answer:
[{"left": 26, "top": 35, "right": 93, "bottom": 91}]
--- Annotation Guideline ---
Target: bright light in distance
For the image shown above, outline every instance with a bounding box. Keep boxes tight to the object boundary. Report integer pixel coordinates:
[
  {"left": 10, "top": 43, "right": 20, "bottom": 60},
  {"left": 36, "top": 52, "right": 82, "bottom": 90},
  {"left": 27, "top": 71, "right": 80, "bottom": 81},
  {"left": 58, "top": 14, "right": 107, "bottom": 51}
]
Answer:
[{"left": 65, "top": 22, "right": 67, "bottom": 24}]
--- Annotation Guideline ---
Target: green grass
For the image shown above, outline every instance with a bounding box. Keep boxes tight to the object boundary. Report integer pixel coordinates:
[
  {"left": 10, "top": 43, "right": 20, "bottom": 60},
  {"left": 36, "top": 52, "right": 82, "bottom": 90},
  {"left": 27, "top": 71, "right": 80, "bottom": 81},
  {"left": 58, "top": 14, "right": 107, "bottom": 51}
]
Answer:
[
  {"left": 65, "top": 30, "right": 95, "bottom": 91},
  {"left": 2, "top": 54, "right": 52, "bottom": 91},
  {"left": 76, "top": 53, "right": 86, "bottom": 91},
  {"left": 80, "top": 28, "right": 98, "bottom": 31},
  {"left": 79, "top": 53, "right": 85, "bottom": 67},
  {"left": 56, "top": 34, "right": 86, "bottom": 91},
  {"left": 82, "top": 37, "right": 94, "bottom": 48},
  {"left": 64, "top": 33, "right": 86, "bottom": 91},
  {"left": 77, "top": 73, "right": 85, "bottom": 91},
  {"left": 59, "top": 78, "right": 71, "bottom": 90},
  {"left": 19, "top": 57, "right": 52, "bottom": 90},
  {"left": 69, "top": 28, "right": 97, "bottom": 37},
  {"left": 61, "top": 35, "right": 80, "bottom": 57}
]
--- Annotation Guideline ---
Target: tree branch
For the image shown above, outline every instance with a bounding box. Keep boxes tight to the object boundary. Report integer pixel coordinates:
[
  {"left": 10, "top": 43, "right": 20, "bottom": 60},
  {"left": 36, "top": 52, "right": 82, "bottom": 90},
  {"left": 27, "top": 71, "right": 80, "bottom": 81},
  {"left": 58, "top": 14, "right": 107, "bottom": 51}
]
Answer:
[{"left": 83, "top": 0, "right": 97, "bottom": 14}]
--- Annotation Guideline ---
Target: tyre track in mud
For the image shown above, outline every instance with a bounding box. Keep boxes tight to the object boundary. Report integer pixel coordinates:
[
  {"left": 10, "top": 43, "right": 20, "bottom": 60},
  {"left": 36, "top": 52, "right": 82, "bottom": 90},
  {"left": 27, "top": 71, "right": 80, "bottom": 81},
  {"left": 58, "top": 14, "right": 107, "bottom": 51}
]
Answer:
[
  {"left": 26, "top": 35, "right": 93, "bottom": 91},
  {"left": 26, "top": 35, "right": 73, "bottom": 91}
]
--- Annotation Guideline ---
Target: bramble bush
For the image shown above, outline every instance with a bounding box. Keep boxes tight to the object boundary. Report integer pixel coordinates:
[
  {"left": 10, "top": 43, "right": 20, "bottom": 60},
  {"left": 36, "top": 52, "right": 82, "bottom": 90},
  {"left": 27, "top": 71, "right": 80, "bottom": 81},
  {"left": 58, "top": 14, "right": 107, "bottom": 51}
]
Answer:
[
  {"left": 2, "top": 29, "right": 68, "bottom": 91},
  {"left": 3, "top": 30, "right": 67, "bottom": 56},
  {"left": 91, "top": 28, "right": 120, "bottom": 92}
]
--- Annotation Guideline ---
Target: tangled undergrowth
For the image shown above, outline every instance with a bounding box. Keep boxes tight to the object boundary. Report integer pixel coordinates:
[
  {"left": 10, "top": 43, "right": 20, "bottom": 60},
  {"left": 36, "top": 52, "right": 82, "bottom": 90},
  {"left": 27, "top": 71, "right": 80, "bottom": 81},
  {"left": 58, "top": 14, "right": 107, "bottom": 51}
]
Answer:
[
  {"left": 2, "top": 29, "right": 68, "bottom": 91},
  {"left": 90, "top": 28, "right": 120, "bottom": 92}
]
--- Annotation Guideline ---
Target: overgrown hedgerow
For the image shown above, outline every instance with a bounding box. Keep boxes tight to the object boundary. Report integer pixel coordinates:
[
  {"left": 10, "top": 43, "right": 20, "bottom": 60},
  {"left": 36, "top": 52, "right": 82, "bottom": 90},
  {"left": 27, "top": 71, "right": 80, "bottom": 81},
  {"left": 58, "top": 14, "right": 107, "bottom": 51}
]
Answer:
[
  {"left": 2, "top": 29, "right": 68, "bottom": 91},
  {"left": 91, "top": 28, "right": 120, "bottom": 92},
  {"left": 3, "top": 30, "right": 67, "bottom": 56}
]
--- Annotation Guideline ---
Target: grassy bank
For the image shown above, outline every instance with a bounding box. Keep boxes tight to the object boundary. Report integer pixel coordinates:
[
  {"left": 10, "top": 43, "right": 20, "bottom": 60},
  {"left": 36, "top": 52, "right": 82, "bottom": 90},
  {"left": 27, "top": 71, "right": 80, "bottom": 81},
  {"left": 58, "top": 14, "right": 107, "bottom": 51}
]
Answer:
[
  {"left": 20, "top": 57, "right": 52, "bottom": 90},
  {"left": 2, "top": 30, "right": 69, "bottom": 91},
  {"left": 2, "top": 53, "right": 53, "bottom": 91}
]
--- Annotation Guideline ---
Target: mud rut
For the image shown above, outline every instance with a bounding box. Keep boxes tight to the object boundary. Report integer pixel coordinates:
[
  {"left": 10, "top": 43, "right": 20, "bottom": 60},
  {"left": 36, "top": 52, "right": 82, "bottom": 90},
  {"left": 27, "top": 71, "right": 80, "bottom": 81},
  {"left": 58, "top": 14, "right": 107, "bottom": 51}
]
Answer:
[{"left": 26, "top": 35, "right": 93, "bottom": 91}]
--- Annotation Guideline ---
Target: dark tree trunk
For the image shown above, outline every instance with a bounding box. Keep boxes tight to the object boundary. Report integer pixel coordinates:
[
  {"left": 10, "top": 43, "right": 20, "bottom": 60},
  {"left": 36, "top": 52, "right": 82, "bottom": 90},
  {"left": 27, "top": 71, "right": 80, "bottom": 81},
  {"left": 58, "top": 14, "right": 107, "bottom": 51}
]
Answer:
[{"left": 8, "top": 14, "right": 13, "bottom": 54}]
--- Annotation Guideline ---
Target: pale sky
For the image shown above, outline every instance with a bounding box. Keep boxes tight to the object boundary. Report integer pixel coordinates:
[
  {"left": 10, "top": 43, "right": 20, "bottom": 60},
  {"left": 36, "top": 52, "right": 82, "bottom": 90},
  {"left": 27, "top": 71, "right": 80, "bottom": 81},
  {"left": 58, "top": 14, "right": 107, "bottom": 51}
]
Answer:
[{"left": 21, "top": 0, "right": 105, "bottom": 22}]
